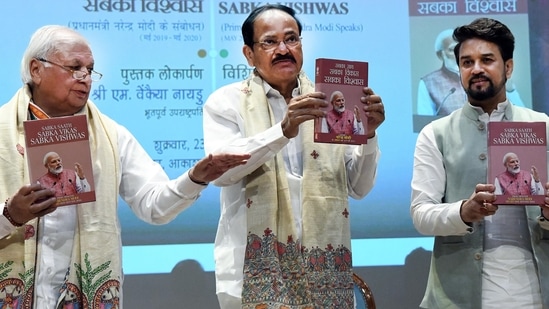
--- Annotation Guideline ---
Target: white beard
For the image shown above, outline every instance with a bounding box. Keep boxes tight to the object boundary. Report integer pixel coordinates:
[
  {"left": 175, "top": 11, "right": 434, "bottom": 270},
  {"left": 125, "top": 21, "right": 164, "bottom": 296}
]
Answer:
[
  {"left": 508, "top": 166, "right": 520, "bottom": 174},
  {"left": 49, "top": 166, "right": 63, "bottom": 175}
]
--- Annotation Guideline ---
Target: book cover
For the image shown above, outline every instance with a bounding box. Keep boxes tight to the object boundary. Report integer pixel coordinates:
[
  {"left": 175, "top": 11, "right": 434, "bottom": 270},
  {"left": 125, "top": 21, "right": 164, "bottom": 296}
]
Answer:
[
  {"left": 488, "top": 121, "right": 547, "bottom": 205},
  {"left": 314, "top": 58, "right": 369, "bottom": 145},
  {"left": 24, "top": 114, "right": 96, "bottom": 207}
]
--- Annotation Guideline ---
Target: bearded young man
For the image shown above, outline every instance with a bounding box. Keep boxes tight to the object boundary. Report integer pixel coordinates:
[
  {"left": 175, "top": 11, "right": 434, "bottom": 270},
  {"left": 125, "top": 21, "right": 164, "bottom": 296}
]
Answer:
[{"left": 411, "top": 18, "right": 549, "bottom": 309}]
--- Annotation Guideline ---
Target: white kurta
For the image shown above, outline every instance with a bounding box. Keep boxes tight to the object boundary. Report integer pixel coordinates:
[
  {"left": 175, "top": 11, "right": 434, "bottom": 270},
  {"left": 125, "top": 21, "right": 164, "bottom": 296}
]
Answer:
[
  {"left": 1, "top": 123, "right": 207, "bottom": 309},
  {"left": 203, "top": 78, "right": 380, "bottom": 300}
]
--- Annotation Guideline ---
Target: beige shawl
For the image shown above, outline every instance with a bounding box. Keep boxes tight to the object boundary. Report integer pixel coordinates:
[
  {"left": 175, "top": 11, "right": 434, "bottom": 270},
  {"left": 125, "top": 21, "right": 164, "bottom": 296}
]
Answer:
[
  {"left": 240, "top": 72, "right": 354, "bottom": 308},
  {"left": 0, "top": 85, "right": 121, "bottom": 309}
]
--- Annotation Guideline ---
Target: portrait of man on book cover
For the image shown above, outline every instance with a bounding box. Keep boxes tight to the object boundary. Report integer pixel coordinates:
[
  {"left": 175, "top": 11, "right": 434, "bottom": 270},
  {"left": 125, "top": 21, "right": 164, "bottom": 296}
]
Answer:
[
  {"left": 37, "top": 151, "right": 91, "bottom": 198},
  {"left": 319, "top": 90, "right": 365, "bottom": 136},
  {"left": 493, "top": 152, "right": 544, "bottom": 196}
]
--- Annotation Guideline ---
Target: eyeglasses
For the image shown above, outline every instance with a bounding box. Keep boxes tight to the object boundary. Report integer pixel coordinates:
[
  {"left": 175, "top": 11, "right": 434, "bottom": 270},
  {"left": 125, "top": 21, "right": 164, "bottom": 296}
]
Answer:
[
  {"left": 37, "top": 58, "right": 103, "bottom": 82},
  {"left": 253, "top": 35, "right": 302, "bottom": 51}
]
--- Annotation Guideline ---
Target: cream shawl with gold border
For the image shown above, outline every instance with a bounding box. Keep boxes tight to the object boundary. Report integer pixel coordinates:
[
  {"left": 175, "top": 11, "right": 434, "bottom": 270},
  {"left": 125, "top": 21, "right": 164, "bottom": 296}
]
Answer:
[{"left": 0, "top": 85, "right": 122, "bottom": 309}]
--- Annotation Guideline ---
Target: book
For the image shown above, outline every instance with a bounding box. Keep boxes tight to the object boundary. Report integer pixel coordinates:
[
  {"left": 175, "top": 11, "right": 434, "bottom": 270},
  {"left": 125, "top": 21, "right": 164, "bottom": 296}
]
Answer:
[
  {"left": 314, "top": 58, "right": 369, "bottom": 145},
  {"left": 24, "top": 114, "right": 96, "bottom": 207},
  {"left": 488, "top": 121, "right": 547, "bottom": 205}
]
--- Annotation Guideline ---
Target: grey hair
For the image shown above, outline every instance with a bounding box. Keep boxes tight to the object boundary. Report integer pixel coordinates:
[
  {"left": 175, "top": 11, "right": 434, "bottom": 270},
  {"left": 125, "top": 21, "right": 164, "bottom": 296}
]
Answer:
[
  {"left": 43, "top": 151, "right": 59, "bottom": 165},
  {"left": 21, "top": 25, "right": 91, "bottom": 84},
  {"left": 502, "top": 152, "right": 517, "bottom": 165},
  {"left": 330, "top": 90, "right": 344, "bottom": 102},
  {"left": 434, "top": 29, "right": 454, "bottom": 53}
]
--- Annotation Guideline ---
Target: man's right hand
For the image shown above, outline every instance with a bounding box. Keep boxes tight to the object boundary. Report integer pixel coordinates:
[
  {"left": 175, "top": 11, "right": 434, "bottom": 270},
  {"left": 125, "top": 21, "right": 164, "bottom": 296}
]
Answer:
[
  {"left": 281, "top": 92, "right": 327, "bottom": 138},
  {"left": 6, "top": 183, "right": 57, "bottom": 225},
  {"left": 460, "top": 183, "right": 497, "bottom": 223}
]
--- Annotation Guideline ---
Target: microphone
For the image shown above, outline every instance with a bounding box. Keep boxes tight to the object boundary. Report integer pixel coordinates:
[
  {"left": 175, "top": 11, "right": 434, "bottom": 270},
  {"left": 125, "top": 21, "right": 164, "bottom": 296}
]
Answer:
[{"left": 435, "top": 87, "right": 457, "bottom": 115}]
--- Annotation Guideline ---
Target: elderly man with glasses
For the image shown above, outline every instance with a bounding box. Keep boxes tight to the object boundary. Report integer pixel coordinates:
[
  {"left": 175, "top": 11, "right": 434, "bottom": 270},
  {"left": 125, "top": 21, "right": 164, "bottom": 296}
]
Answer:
[{"left": 0, "top": 25, "right": 250, "bottom": 309}]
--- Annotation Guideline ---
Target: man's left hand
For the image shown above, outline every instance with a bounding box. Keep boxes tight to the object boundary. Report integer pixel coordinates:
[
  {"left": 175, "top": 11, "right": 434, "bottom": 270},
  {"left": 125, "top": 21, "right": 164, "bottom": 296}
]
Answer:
[
  {"left": 360, "top": 87, "right": 385, "bottom": 138},
  {"left": 189, "top": 153, "right": 251, "bottom": 184}
]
